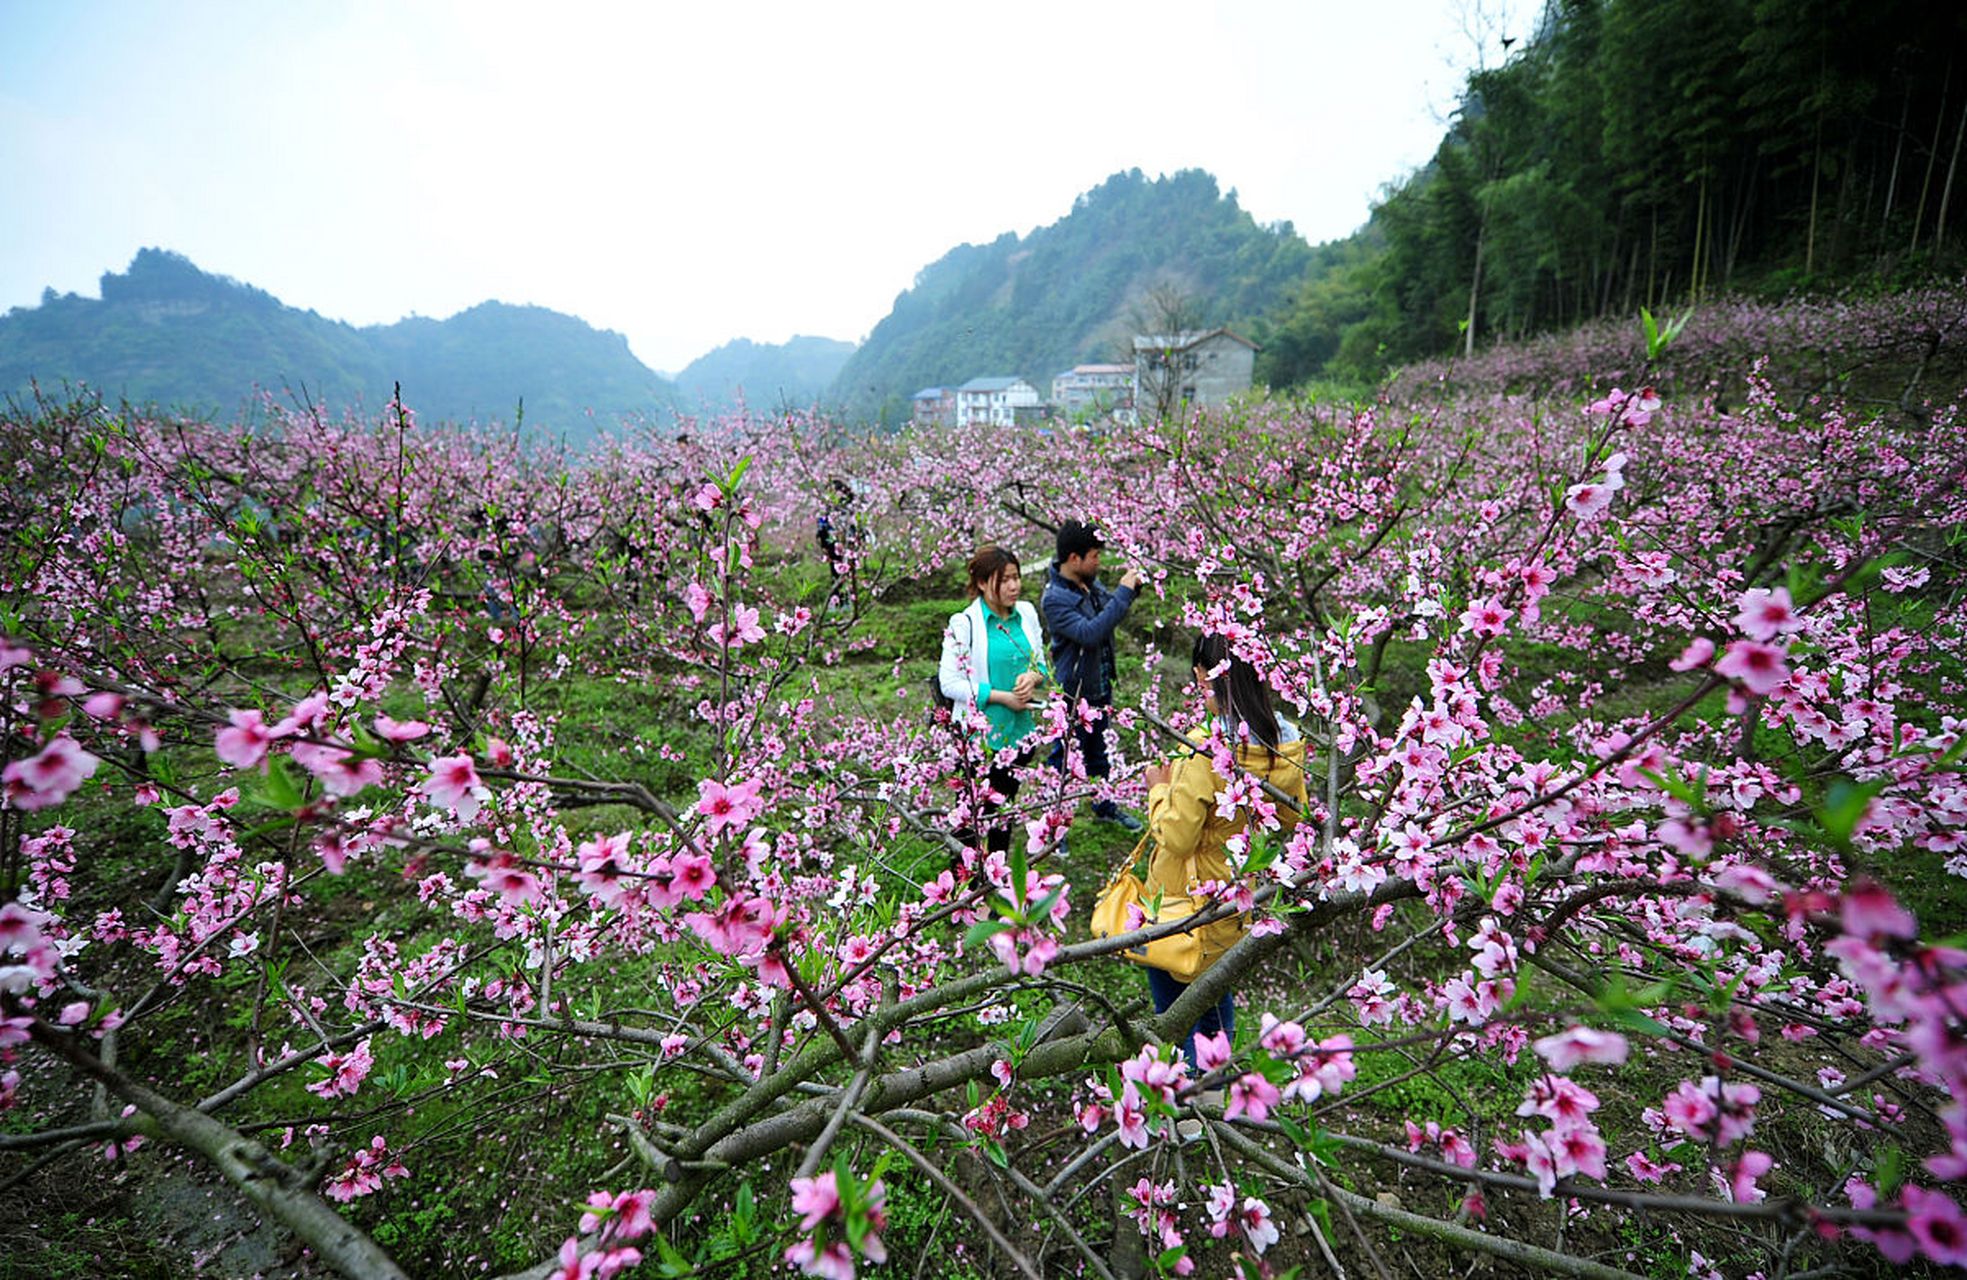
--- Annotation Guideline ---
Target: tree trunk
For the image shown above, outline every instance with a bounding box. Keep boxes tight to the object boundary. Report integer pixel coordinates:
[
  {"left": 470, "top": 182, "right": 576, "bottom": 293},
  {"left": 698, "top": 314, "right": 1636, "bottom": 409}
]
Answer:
[
  {"left": 1806, "top": 114, "right": 1823, "bottom": 276},
  {"left": 1690, "top": 177, "right": 1708, "bottom": 302},
  {"left": 1912, "top": 59, "right": 1953, "bottom": 254},
  {"left": 1934, "top": 94, "right": 1967, "bottom": 259},
  {"left": 1464, "top": 216, "right": 1486, "bottom": 359},
  {"left": 1882, "top": 84, "right": 1910, "bottom": 231}
]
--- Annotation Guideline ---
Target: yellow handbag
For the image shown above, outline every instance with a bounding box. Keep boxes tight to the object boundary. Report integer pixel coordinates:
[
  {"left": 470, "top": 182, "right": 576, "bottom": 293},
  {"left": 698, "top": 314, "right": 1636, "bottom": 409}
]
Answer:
[{"left": 1090, "top": 833, "right": 1205, "bottom": 983}]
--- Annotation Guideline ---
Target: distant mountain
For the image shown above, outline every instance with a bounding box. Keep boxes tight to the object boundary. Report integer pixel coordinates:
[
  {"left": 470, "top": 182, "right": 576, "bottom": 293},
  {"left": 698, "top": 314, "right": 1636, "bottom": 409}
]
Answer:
[
  {"left": 673, "top": 335, "right": 856, "bottom": 415},
  {"left": 0, "top": 249, "right": 679, "bottom": 439},
  {"left": 829, "top": 169, "right": 1319, "bottom": 423}
]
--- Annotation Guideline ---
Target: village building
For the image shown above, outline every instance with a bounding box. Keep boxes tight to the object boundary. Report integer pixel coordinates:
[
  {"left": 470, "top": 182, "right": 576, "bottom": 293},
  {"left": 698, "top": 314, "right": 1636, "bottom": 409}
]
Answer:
[
  {"left": 953, "top": 376, "right": 1040, "bottom": 428},
  {"left": 909, "top": 386, "right": 956, "bottom": 427},
  {"left": 1131, "top": 328, "right": 1259, "bottom": 418},
  {"left": 1050, "top": 363, "right": 1135, "bottom": 417}
]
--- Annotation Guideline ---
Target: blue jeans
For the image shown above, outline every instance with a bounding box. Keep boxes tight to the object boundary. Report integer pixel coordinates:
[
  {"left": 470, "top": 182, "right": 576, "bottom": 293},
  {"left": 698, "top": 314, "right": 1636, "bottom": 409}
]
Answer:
[{"left": 1147, "top": 967, "right": 1234, "bottom": 1070}]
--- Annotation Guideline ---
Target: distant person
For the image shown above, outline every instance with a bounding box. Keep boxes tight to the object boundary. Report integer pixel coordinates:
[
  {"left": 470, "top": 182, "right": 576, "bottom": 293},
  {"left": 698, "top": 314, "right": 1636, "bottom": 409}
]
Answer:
[
  {"left": 816, "top": 479, "right": 858, "bottom": 600},
  {"left": 1141, "top": 631, "right": 1307, "bottom": 1068},
  {"left": 1041, "top": 520, "right": 1143, "bottom": 834},
  {"left": 938, "top": 544, "right": 1050, "bottom": 861}
]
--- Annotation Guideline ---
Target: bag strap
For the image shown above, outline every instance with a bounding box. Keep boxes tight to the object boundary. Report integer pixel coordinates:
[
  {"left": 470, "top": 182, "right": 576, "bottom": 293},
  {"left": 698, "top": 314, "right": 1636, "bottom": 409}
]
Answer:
[{"left": 1100, "top": 831, "right": 1151, "bottom": 891}]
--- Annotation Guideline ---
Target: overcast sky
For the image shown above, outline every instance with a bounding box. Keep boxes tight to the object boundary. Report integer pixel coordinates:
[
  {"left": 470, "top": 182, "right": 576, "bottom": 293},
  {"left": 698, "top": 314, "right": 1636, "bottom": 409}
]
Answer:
[{"left": 1, "top": 0, "right": 1530, "bottom": 374}]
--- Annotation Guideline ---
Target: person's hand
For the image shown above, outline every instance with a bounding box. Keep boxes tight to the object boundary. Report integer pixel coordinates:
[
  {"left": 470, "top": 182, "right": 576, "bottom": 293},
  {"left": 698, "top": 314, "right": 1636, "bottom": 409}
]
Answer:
[
  {"left": 1121, "top": 567, "right": 1144, "bottom": 591},
  {"left": 1012, "top": 671, "right": 1041, "bottom": 699},
  {"left": 1144, "top": 761, "right": 1173, "bottom": 789},
  {"left": 995, "top": 685, "right": 1033, "bottom": 711}
]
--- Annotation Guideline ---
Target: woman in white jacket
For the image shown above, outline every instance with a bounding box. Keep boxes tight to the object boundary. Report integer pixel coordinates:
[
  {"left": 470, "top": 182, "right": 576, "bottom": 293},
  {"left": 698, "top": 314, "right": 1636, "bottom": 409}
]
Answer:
[{"left": 938, "top": 544, "right": 1049, "bottom": 858}]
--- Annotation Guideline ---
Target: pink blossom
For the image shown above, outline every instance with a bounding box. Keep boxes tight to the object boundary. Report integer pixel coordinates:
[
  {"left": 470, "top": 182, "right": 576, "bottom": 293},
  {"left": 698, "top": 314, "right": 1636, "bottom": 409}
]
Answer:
[
  {"left": 271, "top": 692, "right": 330, "bottom": 738},
  {"left": 1458, "top": 596, "right": 1514, "bottom": 638},
  {"left": 0, "top": 902, "right": 49, "bottom": 953},
  {"left": 1625, "top": 1150, "right": 1680, "bottom": 1183},
  {"left": 308, "top": 1039, "right": 375, "bottom": 1099},
  {"left": 1533, "top": 1026, "right": 1630, "bottom": 1071},
  {"left": 290, "top": 741, "right": 383, "bottom": 798},
  {"left": 1733, "top": 587, "right": 1802, "bottom": 642},
  {"left": 373, "top": 714, "right": 431, "bottom": 743},
  {"left": 1225, "top": 1071, "right": 1280, "bottom": 1123},
  {"left": 420, "top": 753, "right": 486, "bottom": 824},
  {"left": 695, "top": 777, "right": 764, "bottom": 837},
  {"left": 707, "top": 603, "right": 767, "bottom": 649},
  {"left": 1239, "top": 1196, "right": 1280, "bottom": 1254},
  {"left": 1904, "top": 1184, "right": 1967, "bottom": 1266},
  {"left": 1194, "top": 1029, "right": 1232, "bottom": 1073},
  {"left": 1725, "top": 1149, "right": 1774, "bottom": 1203},
  {"left": 1563, "top": 480, "right": 1615, "bottom": 519},
  {"left": 2, "top": 736, "right": 100, "bottom": 810},
  {"left": 1669, "top": 637, "right": 1715, "bottom": 672},
  {"left": 683, "top": 581, "right": 712, "bottom": 622},
  {"left": 1714, "top": 863, "right": 1779, "bottom": 903},
  {"left": 1113, "top": 1083, "right": 1148, "bottom": 1149},
  {"left": 1840, "top": 880, "right": 1917, "bottom": 941},
  {"left": 790, "top": 1171, "right": 841, "bottom": 1231},
  {"left": 784, "top": 1240, "right": 854, "bottom": 1280},
  {"left": 1713, "top": 640, "right": 1789, "bottom": 696}
]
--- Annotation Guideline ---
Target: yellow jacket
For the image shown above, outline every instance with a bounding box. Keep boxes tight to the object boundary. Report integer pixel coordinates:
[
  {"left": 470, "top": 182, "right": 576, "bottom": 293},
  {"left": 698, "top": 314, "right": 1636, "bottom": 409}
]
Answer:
[{"left": 1145, "top": 729, "right": 1309, "bottom": 973}]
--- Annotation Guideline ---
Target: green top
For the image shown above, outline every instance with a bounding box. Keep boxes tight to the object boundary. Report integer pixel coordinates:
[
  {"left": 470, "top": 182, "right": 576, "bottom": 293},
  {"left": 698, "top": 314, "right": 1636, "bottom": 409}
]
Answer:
[{"left": 979, "top": 606, "right": 1041, "bottom": 751}]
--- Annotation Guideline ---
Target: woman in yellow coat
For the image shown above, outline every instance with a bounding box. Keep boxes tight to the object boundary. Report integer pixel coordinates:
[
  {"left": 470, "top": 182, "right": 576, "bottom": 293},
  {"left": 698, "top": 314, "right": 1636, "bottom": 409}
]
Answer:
[{"left": 1140, "top": 632, "right": 1307, "bottom": 1065}]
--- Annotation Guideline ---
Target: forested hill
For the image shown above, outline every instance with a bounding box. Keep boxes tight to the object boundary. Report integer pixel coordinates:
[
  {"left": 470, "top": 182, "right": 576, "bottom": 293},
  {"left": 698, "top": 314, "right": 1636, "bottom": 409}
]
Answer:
[
  {"left": 829, "top": 170, "right": 1320, "bottom": 423},
  {"left": 0, "top": 249, "right": 680, "bottom": 437},
  {"left": 1259, "top": 0, "right": 1967, "bottom": 388},
  {"left": 674, "top": 335, "right": 856, "bottom": 415}
]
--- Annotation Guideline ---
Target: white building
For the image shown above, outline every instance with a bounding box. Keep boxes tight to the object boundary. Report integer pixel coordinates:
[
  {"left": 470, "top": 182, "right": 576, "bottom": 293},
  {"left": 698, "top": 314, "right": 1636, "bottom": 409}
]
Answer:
[
  {"left": 1050, "top": 363, "right": 1135, "bottom": 418},
  {"left": 954, "top": 376, "right": 1040, "bottom": 428}
]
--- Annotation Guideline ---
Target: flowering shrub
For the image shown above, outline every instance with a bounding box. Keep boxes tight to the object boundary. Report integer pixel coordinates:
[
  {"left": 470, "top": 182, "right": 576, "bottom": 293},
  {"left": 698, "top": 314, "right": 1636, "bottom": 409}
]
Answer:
[{"left": 0, "top": 302, "right": 1964, "bottom": 1278}]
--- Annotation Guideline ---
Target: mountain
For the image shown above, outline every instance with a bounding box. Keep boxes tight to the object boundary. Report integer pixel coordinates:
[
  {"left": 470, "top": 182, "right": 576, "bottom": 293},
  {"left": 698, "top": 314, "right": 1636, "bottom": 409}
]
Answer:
[
  {"left": 0, "top": 249, "right": 679, "bottom": 438},
  {"left": 828, "top": 169, "right": 1320, "bottom": 423},
  {"left": 673, "top": 335, "right": 856, "bottom": 415}
]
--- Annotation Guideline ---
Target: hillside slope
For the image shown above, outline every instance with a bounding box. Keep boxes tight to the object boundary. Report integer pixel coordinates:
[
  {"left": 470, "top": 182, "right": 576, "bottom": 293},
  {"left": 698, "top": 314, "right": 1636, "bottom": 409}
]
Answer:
[
  {"left": 673, "top": 335, "right": 856, "bottom": 415},
  {"left": 0, "top": 249, "right": 679, "bottom": 438},
  {"left": 829, "top": 169, "right": 1319, "bottom": 423}
]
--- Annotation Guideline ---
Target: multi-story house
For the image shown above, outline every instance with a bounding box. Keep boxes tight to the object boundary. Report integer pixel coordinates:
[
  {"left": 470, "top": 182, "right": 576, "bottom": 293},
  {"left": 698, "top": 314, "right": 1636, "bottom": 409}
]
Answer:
[{"left": 954, "top": 376, "right": 1040, "bottom": 428}]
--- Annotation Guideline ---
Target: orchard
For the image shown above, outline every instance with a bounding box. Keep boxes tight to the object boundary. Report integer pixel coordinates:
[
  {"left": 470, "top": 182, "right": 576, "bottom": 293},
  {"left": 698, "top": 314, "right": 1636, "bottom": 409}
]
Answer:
[{"left": 3, "top": 287, "right": 1967, "bottom": 1279}]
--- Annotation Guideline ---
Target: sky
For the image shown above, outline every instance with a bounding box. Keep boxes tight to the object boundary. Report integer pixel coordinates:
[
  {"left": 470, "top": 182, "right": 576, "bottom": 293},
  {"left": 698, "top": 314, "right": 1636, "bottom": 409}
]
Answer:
[{"left": 0, "top": 0, "right": 1531, "bottom": 375}]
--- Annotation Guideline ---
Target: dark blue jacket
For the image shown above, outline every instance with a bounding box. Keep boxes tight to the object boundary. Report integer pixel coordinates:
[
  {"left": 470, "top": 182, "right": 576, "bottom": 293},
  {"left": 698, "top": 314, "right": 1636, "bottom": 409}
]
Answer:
[{"left": 1041, "top": 562, "right": 1136, "bottom": 706}]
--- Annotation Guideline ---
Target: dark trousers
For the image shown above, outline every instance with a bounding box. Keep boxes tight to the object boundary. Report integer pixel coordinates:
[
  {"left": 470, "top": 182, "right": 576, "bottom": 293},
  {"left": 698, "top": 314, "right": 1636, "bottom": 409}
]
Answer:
[
  {"left": 1148, "top": 967, "right": 1235, "bottom": 1070},
  {"left": 956, "top": 750, "right": 1031, "bottom": 862},
  {"left": 1048, "top": 704, "right": 1122, "bottom": 818}
]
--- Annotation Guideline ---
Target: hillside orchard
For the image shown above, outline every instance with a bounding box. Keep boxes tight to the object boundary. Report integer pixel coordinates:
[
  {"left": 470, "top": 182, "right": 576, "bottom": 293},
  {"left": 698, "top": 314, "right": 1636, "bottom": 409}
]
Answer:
[{"left": 3, "top": 288, "right": 1967, "bottom": 1278}]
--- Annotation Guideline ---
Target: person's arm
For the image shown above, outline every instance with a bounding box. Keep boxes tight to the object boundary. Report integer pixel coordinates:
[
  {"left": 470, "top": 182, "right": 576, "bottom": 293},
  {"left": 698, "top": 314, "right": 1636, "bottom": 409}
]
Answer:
[
  {"left": 1041, "top": 581, "right": 1136, "bottom": 648},
  {"left": 1146, "top": 753, "right": 1216, "bottom": 884},
  {"left": 938, "top": 613, "right": 980, "bottom": 708}
]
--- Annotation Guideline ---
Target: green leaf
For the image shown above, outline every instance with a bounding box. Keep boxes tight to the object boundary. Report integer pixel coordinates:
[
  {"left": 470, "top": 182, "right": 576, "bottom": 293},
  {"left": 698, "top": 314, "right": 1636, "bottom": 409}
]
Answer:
[
  {"left": 1009, "top": 844, "right": 1028, "bottom": 909},
  {"left": 965, "top": 918, "right": 1013, "bottom": 947},
  {"left": 258, "top": 755, "right": 305, "bottom": 810},
  {"left": 1819, "top": 778, "right": 1885, "bottom": 846},
  {"left": 1876, "top": 1144, "right": 1906, "bottom": 1197},
  {"left": 1028, "top": 882, "right": 1065, "bottom": 924},
  {"left": 1605, "top": 1007, "right": 1673, "bottom": 1039}
]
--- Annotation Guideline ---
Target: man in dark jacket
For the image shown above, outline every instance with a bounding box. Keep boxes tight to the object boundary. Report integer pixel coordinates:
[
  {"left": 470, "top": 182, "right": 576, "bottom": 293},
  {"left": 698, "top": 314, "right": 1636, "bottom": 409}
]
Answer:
[{"left": 1042, "top": 520, "right": 1144, "bottom": 832}]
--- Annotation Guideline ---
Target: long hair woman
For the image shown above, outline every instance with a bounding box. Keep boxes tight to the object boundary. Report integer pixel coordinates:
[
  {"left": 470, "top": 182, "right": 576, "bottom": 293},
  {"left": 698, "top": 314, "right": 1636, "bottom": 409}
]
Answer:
[
  {"left": 937, "top": 544, "right": 1050, "bottom": 860},
  {"left": 1139, "top": 630, "right": 1307, "bottom": 1067}
]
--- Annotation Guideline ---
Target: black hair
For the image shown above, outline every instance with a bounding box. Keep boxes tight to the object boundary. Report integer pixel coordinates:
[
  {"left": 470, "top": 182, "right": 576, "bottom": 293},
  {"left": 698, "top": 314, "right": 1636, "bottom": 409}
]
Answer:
[
  {"left": 1191, "top": 631, "right": 1281, "bottom": 751},
  {"left": 1055, "top": 519, "right": 1103, "bottom": 562},
  {"left": 965, "top": 544, "right": 1022, "bottom": 600}
]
